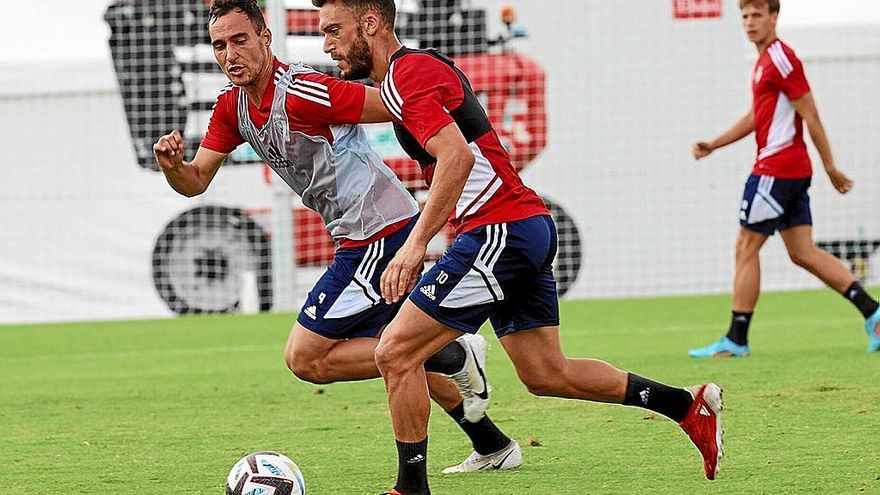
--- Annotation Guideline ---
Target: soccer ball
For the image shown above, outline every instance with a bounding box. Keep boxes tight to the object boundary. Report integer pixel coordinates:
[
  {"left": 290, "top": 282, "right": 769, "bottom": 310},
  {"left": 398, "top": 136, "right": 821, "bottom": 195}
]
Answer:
[{"left": 226, "top": 451, "right": 306, "bottom": 495}]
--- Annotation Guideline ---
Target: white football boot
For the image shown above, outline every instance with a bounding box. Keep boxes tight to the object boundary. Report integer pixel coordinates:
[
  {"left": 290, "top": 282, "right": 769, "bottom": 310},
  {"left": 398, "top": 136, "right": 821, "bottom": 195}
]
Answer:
[
  {"left": 449, "top": 333, "right": 490, "bottom": 423},
  {"left": 441, "top": 440, "right": 523, "bottom": 474}
]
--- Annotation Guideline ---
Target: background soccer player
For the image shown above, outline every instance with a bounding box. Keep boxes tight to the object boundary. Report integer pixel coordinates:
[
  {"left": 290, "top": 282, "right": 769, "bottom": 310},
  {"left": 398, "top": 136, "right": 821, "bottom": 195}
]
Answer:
[
  {"left": 152, "top": 0, "right": 523, "bottom": 473},
  {"left": 689, "top": 0, "right": 880, "bottom": 358},
  {"left": 313, "top": 1, "right": 725, "bottom": 493}
]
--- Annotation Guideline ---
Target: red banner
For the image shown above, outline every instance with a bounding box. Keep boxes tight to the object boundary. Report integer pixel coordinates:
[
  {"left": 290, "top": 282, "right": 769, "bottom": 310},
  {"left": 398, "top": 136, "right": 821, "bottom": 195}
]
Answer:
[{"left": 673, "top": 0, "right": 723, "bottom": 19}]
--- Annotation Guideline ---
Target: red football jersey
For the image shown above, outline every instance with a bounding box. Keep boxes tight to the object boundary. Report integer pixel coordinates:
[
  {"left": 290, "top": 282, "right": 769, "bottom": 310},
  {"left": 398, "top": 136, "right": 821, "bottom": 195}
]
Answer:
[
  {"left": 751, "top": 39, "right": 812, "bottom": 179},
  {"left": 201, "top": 58, "right": 366, "bottom": 153},
  {"left": 380, "top": 48, "right": 549, "bottom": 234}
]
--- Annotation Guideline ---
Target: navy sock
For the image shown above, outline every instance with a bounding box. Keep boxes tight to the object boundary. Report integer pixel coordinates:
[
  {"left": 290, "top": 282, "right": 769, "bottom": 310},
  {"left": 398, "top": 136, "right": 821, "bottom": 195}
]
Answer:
[
  {"left": 725, "top": 311, "right": 752, "bottom": 345},
  {"left": 394, "top": 438, "right": 429, "bottom": 495},
  {"left": 623, "top": 373, "right": 693, "bottom": 423},
  {"left": 445, "top": 402, "right": 511, "bottom": 455},
  {"left": 424, "top": 340, "right": 466, "bottom": 375},
  {"left": 843, "top": 282, "right": 880, "bottom": 319}
]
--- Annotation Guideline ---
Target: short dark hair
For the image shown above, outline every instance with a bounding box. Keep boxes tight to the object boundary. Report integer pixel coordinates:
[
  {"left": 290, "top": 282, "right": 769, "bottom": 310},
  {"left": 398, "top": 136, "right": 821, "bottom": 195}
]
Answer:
[
  {"left": 739, "top": 0, "right": 780, "bottom": 14},
  {"left": 311, "top": 0, "right": 397, "bottom": 28},
  {"left": 209, "top": 0, "right": 267, "bottom": 33}
]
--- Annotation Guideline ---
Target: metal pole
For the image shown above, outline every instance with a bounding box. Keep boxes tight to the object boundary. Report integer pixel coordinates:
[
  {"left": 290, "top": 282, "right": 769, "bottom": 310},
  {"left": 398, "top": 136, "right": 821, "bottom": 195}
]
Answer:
[{"left": 266, "top": 0, "right": 297, "bottom": 313}]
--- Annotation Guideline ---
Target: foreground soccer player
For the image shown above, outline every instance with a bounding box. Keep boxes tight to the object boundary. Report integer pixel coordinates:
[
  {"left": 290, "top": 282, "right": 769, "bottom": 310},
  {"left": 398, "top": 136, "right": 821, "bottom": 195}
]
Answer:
[
  {"left": 689, "top": 0, "right": 880, "bottom": 358},
  {"left": 152, "top": 0, "right": 522, "bottom": 472},
  {"left": 313, "top": 1, "right": 724, "bottom": 492}
]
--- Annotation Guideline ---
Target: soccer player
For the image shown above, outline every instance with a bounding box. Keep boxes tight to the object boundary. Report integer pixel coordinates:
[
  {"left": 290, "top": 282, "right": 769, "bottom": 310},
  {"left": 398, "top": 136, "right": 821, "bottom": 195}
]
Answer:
[
  {"left": 152, "top": 0, "right": 523, "bottom": 473},
  {"left": 688, "top": 0, "right": 880, "bottom": 358},
  {"left": 312, "top": 1, "right": 724, "bottom": 493}
]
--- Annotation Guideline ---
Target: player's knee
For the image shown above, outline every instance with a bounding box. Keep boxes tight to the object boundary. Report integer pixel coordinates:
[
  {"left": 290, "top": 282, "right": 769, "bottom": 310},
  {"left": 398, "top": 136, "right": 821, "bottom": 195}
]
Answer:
[
  {"left": 373, "top": 341, "right": 395, "bottom": 376},
  {"left": 735, "top": 242, "right": 758, "bottom": 261},
  {"left": 292, "top": 360, "right": 333, "bottom": 384},
  {"left": 518, "top": 366, "right": 564, "bottom": 397},
  {"left": 522, "top": 375, "right": 559, "bottom": 397},
  {"left": 286, "top": 350, "right": 333, "bottom": 385},
  {"left": 374, "top": 339, "right": 412, "bottom": 378},
  {"left": 787, "top": 249, "right": 810, "bottom": 268}
]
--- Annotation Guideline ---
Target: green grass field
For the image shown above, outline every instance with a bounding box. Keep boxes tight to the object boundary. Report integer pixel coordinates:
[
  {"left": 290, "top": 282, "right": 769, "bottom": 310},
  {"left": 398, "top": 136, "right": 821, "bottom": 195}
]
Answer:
[{"left": 2, "top": 289, "right": 878, "bottom": 494}]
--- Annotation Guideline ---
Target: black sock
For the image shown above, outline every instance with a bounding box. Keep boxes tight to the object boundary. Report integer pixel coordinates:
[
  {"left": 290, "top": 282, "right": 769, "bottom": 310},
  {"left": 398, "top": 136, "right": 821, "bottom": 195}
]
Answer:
[
  {"left": 394, "top": 438, "right": 429, "bottom": 495},
  {"left": 623, "top": 373, "right": 693, "bottom": 423},
  {"left": 726, "top": 311, "right": 752, "bottom": 345},
  {"left": 445, "top": 402, "right": 511, "bottom": 455},
  {"left": 843, "top": 282, "right": 880, "bottom": 319},
  {"left": 424, "top": 340, "right": 466, "bottom": 375}
]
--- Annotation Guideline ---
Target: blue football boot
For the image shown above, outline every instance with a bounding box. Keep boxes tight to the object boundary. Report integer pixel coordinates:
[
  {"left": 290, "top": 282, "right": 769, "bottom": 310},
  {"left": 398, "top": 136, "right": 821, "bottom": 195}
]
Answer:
[
  {"left": 688, "top": 336, "right": 750, "bottom": 358},
  {"left": 865, "top": 307, "right": 880, "bottom": 353}
]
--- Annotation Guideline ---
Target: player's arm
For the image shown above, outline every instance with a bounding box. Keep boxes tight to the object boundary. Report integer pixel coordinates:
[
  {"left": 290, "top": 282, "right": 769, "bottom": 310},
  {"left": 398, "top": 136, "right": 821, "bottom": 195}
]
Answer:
[
  {"left": 153, "top": 129, "right": 228, "bottom": 197},
  {"left": 299, "top": 75, "right": 390, "bottom": 124},
  {"left": 692, "top": 107, "right": 755, "bottom": 160},
  {"left": 359, "top": 86, "right": 392, "bottom": 123},
  {"left": 380, "top": 123, "right": 474, "bottom": 302},
  {"left": 790, "top": 92, "right": 852, "bottom": 194}
]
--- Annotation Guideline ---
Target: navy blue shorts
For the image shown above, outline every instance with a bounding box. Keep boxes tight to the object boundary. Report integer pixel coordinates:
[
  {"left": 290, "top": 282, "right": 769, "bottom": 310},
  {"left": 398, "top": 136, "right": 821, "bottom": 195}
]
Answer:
[
  {"left": 296, "top": 216, "right": 417, "bottom": 339},
  {"left": 409, "top": 215, "right": 561, "bottom": 337},
  {"left": 739, "top": 174, "right": 812, "bottom": 236}
]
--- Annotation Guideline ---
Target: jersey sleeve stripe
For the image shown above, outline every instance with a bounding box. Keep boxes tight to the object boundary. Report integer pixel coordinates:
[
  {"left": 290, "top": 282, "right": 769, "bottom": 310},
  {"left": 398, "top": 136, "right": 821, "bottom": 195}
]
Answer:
[
  {"left": 288, "top": 82, "right": 331, "bottom": 100},
  {"left": 294, "top": 79, "right": 329, "bottom": 91},
  {"left": 286, "top": 88, "right": 332, "bottom": 107},
  {"left": 768, "top": 42, "right": 794, "bottom": 78},
  {"left": 380, "top": 82, "right": 404, "bottom": 120},
  {"left": 385, "top": 63, "right": 405, "bottom": 109}
]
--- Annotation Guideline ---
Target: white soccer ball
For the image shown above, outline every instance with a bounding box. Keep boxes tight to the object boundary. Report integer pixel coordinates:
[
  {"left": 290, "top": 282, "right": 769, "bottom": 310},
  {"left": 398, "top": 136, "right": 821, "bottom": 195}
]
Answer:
[{"left": 226, "top": 451, "right": 306, "bottom": 495}]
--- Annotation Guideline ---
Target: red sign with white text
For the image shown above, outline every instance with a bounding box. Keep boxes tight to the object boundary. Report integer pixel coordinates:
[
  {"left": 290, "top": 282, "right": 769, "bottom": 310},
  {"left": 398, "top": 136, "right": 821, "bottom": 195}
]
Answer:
[{"left": 673, "top": 0, "right": 722, "bottom": 19}]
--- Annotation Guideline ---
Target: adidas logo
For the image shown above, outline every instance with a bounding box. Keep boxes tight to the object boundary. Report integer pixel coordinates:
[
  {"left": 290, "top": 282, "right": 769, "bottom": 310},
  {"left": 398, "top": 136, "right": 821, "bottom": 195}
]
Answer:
[
  {"left": 639, "top": 388, "right": 650, "bottom": 405},
  {"left": 698, "top": 405, "right": 711, "bottom": 417},
  {"left": 420, "top": 284, "right": 436, "bottom": 301},
  {"left": 406, "top": 454, "right": 425, "bottom": 464},
  {"left": 848, "top": 289, "right": 858, "bottom": 299},
  {"left": 304, "top": 305, "right": 317, "bottom": 320}
]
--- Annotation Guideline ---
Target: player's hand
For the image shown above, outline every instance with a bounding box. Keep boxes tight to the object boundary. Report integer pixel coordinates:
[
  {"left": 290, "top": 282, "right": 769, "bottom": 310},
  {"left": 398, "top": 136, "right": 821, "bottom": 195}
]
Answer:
[
  {"left": 692, "top": 141, "right": 714, "bottom": 160},
  {"left": 826, "top": 167, "right": 853, "bottom": 194},
  {"left": 380, "top": 240, "right": 427, "bottom": 304},
  {"left": 153, "top": 129, "right": 185, "bottom": 172}
]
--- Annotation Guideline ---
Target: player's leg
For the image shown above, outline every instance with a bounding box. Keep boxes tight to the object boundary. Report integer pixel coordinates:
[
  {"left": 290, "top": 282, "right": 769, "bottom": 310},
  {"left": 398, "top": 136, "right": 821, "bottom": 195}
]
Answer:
[
  {"left": 285, "top": 215, "right": 478, "bottom": 383},
  {"left": 780, "top": 224, "right": 852, "bottom": 291},
  {"left": 691, "top": 174, "right": 772, "bottom": 357},
  {"left": 427, "top": 346, "right": 522, "bottom": 475},
  {"left": 492, "top": 215, "right": 722, "bottom": 479},
  {"left": 779, "top": 224, "right": 880, "bottom": 351},
  {"left": 284, "top": 320, "right": 477, "bottom": 384},
  {"left": 376, "top": 223, "right": 526, "bottom": 494},
  {"left": 374, "top": 300, "right": 463, "bottom": 495},
  {"left": 689, "top": 227, "right": 766, "bottom": 357},
  {"left": 286, "top": 319, "right": 516, "bottom": 470},
  {"left": 283, "top": 239, "right": 392, "bottom": 383},
  {"left": 500, "top": 331, "right": 722, "bottom": 478},
  {"left": 732, "top": 226, "right": 769, "bottom": 314},
  {"left": 285, "top": 322, "right": 382, "bottom": 383}
]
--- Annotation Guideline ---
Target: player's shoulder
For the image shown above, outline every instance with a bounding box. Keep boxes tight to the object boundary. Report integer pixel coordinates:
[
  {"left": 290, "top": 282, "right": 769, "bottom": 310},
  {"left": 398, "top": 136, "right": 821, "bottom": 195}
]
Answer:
[
  {"left": 389, "top": 48, "right": 457, "bottom": 85},
  {"left": 217, "top": 81, "right": 237, "bottom": 99},
  {"left": 774, "top": 39, "right": 802, "bottom": 62},
  {"left": 290, "top": 65, "right": 337, "bottom": 86},
  {"left": 766, "top": 39, "right": 802, "bottom": 77},
  {"left": 213, "top": 82, "right": 239, "bottom": 111},
  {"left": 282, "top": 64, "right": 342, "bottom": 97}
]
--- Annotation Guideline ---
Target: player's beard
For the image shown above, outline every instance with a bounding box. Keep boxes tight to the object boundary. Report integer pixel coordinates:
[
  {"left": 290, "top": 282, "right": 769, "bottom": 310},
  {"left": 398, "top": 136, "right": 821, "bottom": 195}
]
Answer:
[{"left": 339, "top": 28, "right": 373, "bottom": 81}]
